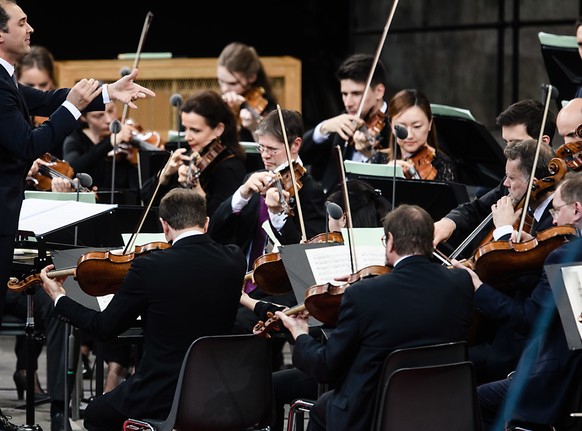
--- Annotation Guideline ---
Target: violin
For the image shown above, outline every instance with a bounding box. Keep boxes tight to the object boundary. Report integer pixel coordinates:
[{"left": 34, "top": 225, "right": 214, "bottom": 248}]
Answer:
[
  {"left": 403, "top": 144, "right": 437, "bottom": 180},
  {"left": 27, "top": 152, "right": 91, "bottom": 192},
  {"left": 358, "top": 110, "right": 387, "bottom": 150},
  {"left": 113, "top": 118, "right": 165, "bottom": 166},
  {"left": 243, "top": 87, "right": 269, "bottom": 121},
  {"left": 7, "top": 241, "right": 170, "bottom": 296},
  {"left": 555, "top": 139, "right": 582, "bottom": 171},
  {"left": 253, "top": 264, "right": 389, "bottom": 335},
  {"left": 184, "top": 139, "right": 226, "bottom": 188}
]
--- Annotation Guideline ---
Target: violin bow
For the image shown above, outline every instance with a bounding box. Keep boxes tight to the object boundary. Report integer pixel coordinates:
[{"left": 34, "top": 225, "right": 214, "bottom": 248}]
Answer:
[
  {"left": 276, "top": 104, "right": 307, "bottom": 242},
  {"left": 336, "top": 145, "right": 358, "bottom": 273},
  {"left": 123, "top": 150, "right": 174, "bottom": 254},
  {"left": 516, "top": 84, "right": 555, "bottom": 242}
]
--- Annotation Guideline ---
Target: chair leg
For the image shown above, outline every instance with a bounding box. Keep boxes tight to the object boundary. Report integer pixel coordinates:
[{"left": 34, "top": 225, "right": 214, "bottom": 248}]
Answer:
[{"left": 287, "top": 399, "right": 314, "bottom": 431}]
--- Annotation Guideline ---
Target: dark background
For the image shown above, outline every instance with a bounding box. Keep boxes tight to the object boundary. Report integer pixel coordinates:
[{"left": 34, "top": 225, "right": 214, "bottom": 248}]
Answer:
[{"left": 20, "top": 0, "right": 351, "bottom": 129}]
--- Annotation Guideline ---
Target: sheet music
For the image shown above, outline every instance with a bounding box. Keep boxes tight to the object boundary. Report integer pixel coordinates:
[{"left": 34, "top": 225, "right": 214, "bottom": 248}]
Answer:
[
  {"left": 305, "top": 245, "right": 386, "bottom": 285},
  {"left": 562, "top": 265, "right": 582, "bottom": 340},
  {"left": 19, "top": 199, "right": 117, "bottom": 236}
]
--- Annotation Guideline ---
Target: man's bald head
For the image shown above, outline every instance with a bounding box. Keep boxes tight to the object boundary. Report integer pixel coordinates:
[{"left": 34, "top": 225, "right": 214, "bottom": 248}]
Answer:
[{"left": 557, "top": 98, "right": 582, "bottom": 144}]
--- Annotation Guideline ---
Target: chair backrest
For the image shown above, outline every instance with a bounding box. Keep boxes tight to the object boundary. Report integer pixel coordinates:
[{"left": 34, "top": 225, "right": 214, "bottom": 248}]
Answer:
[
  {"left": 377, "top": 361, "right": 481, "bottom": 431},
  {"left": 370, "top": 341, "right": 468, "bottom": 431},
  {"left": 163, "top": 333, "right": 274, "bottom": 431}
]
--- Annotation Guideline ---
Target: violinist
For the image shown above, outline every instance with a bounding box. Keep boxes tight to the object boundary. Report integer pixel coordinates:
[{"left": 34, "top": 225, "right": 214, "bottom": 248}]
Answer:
[
  {"left": 209, "top": 109, "right": 326, "bottom": 369},
  {"left": 217, "top": 42, "right": 278, "bottom": 142},
  {"left": 433, "top": 99, "right": 557, "bottom": 253},
  {"left": 452, "top": 171, "right": 582, "bottom": 431},
  {"left": 62, "top": 102, "right": 141, "bottom": 203},
  {"left": 370, "top": 88, "right": 456, "bottom": 182},
  {"left": 556, "top": 97, "right": 582, "bottom": 171},
  {"left": 38, "top": 188, "right": 247, "bottom": 431},
  {"left": 275, "top": 204, "right": 475, "bottom": 431},
  {"left": 140, "top": 90, "right": 246, "bottom": 216},
  {"left": 300, "top": 53, "right": 389, "bottom": 194}
]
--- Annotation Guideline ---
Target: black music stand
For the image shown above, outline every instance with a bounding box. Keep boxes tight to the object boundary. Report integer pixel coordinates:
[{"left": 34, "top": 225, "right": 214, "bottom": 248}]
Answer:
[
  {"left": 546, "top": 261, "right": 582, "bottom": 351},
  {"left": 348, "top": 174, "right": 469, "bottom": 222},
  {"left": 538, "top": 31, "right": 582, "bottom": 109},
  {"left": 431, "top": 103, "right": 505, "bottom": 189}
]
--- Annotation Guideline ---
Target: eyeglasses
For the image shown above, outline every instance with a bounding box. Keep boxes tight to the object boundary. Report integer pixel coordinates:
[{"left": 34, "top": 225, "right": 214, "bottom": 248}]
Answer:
[
  {"left": 257, "top": 144, "right": 281, "bottom": 156},
  {"left": 381, "top": 235, "right": 387, "bottom": 247},
  {"left": 549, "top": 202, "right": 574, "bottom": 218}
]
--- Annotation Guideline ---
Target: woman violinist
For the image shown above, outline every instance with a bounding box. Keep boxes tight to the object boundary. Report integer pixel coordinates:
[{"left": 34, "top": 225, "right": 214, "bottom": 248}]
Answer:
[
  {"left": 371, "top": 88, "right": 456, "bottom": 182},
  {"left": 141, "top": 90, "right": 246, "bottom": 216},
  {"left": 217, "top": 42, "right": 278, "bottom": 142}
]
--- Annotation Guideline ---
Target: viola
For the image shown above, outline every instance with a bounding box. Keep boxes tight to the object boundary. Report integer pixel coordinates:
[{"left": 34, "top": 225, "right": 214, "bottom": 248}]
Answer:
[
  {"left": 27, "top": 152, "right": 91, "bottom": 192},
  {"left": 360, "top": 110, "right": 387, "bottom": 150},
  {"left": 112, "top": 118, "right": 165, "bottom": 166},
  {"left": 555, "top": 140, "right": 582, "bottom": 171},
  {"left": 303, "top": 264, "right": 390, "bottom": 326},
  {"left": 403, "top": 144, "right": 437, "bottom": 180},
  {"left": 7, "top": 241, "right": 170, "bottom": 296},
  {"left": 470, "top": 225, "right": 578, "bottom": 288},
  {"left": 184, "top": 139, "right": 226, "bottom": 188},
  {"left": 243, "top": 87, "right": 269, "bottom": 121}
]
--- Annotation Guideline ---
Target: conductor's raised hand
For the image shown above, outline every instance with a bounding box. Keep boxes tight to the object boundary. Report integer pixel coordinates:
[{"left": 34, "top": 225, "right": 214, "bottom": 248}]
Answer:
[
  {"left": 108, "top": 69, "right": 156, "bottom": 109},
  {"left": 66, "top": 78, "right": 103, "bottom": 111}
]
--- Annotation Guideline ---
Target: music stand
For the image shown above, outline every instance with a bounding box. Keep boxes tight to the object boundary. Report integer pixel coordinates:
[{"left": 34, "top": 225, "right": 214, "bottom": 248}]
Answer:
[
  {"left": 348, "top": 174, "right": 469, "bottom": 222},
  {"left": 538, "top": 32, "right": 581, "bottom": 109},
  {"left": 546, "top": 261, "right": 582, "bottom": 351},
  {"left": 431, "top": 103, "right": 505, "bottom": 189}
]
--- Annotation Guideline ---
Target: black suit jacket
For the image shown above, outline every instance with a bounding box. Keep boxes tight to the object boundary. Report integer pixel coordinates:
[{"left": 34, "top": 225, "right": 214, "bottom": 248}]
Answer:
[
  {"left": 53, "top": 234, "right": 246, "bottom": 420},
  {"left": 476, "top": 237, "right": 582, "bottom": 424},
  {"left": 0, "top": 68, "right": 105, "bottom": 235},
  {"left": 292, "top": 255, "right": 475, "bottom": 431}
]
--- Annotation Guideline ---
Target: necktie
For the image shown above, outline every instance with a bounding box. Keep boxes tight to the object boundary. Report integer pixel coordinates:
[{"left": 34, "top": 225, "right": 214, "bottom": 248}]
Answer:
[
  {"left": 244, "top": 197, "right": 269, "bottom": 294},
  {"left": 11, "top": 73, "right": 18, "bottom": 88}
]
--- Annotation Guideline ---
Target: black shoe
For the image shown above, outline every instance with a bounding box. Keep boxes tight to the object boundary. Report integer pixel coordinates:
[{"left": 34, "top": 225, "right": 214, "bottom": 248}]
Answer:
[
  {"left": 0, "top": 411, "right": 19, "bottom": 431},
  {"left": 13, "top": 371, "right": 50, "bottom": 403},
  {"left": 50, "top": 412, "right": 72, "bottom": 431}
]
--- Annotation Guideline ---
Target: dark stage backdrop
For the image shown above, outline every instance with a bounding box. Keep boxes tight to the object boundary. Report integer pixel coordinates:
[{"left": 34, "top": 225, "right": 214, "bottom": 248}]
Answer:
[{"left": 19, "top": 0, "right": 350, "bottom": 129}]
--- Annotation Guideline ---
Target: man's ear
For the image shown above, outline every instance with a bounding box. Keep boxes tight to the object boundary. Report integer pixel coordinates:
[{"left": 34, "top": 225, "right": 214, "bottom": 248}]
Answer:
[{"left": 203, "top": 216, "right": 210, "bottom": 233}]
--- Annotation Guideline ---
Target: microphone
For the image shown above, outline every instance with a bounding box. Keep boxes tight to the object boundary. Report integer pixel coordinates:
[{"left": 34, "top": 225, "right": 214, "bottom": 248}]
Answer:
[
  {"left": 169, "top": 93, "right": 183, "bottom": 107},
  {"left": 326, "top": 202, "right": 344, "bottom": 220},
  {"left": 394, "top": 124, "right": 408, "bottom": 140},
  {"left": 75, "top": 172, "right": 93, "bottom": 189},
  {"left": 119, "top": 66, "right": 132, "bottom": 77},
  {"left": 109, "top": 120, "right": 122, "bottom": 134},
  {"left": 324, "top": 201, "right": 344, "bottom": 243},
  {"left": 540, "top": 84, "right": 558, "bottom": 102},
  {"left": 170, "top": 93, "right": 184, "bottom": 139}
]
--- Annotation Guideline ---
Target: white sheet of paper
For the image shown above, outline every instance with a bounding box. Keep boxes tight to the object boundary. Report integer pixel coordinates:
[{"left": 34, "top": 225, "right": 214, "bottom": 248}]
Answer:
[
  {"left": 305, "top": 244, "right": 386, "bottom": 285},
  {"left": 562, "top": 265, "right": 582, "bottom": 341}
]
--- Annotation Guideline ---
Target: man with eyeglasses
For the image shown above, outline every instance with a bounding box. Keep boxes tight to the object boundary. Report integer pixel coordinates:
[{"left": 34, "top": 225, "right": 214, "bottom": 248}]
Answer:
[
  {"left": 453, "top": 171, "right": 582, "bottom": 430},
  {"left": 209, "top": 108, "right": 326, "bottom": 370}
]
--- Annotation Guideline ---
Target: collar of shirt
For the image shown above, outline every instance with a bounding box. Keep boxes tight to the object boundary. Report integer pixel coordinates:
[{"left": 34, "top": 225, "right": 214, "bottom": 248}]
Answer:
[
  {"left": 0, "top": 58, "right": 15, "bottom": 77},
  {"left": 173, "top": 229, "right": 203, "bottom": 245},
  {"left": 534, "top": 193, "right": 554, "bottom": 221}
]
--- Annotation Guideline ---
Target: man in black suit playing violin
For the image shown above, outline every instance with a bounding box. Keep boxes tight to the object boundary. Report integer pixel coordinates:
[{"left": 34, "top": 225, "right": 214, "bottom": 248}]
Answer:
[{"left": 209, "top": 108, "right": 326, "bottom": 369}]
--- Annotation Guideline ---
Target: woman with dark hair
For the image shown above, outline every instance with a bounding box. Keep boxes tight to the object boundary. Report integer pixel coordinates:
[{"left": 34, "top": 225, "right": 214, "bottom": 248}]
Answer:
[
  {"left": 141, "top": 89, "right": 246, "bottom": 216},
  {"left": 372, "top": 88, "right": 456, "bottom": 182}
]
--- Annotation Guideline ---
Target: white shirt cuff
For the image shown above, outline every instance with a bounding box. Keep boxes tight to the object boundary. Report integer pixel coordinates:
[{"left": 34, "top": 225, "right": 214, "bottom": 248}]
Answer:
[
  {"left": 102, "top": 83, "right": 111, "bottom": 103},
  {"left": 62, "top": 101, "right": 81, "bottom": 120},
  {"left": 54, "top": 293, "right": 66, "bottom": 306},
  {"left": 493, "top": 225, "right": 513, "bottom": 241},
  {"left": 231, "top": 188, "right": 251, "bottom": 213}
]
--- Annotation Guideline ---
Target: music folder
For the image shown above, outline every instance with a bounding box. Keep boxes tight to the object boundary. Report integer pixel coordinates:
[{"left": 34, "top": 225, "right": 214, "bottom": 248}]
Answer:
[{"left": 546, "top": 261, "right": 582, "bottom": 350}]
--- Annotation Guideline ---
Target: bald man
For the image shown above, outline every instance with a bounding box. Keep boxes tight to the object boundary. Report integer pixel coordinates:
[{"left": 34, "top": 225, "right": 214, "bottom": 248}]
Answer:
[{"left": 556, "top": 97, "right": 582, "bottom": 144}]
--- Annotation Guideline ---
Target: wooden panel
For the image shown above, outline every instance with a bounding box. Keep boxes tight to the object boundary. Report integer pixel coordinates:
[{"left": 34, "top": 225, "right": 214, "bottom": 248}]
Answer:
[{"left": 55, "top": 57, "right": 302, "bottom": 141}]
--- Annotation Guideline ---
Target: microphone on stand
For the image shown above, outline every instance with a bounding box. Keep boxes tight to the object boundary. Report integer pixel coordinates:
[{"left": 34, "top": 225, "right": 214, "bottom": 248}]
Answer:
[
  {"left": 73, "top": 172, "right": 93, "bottom": 246},
  {"left": 391, "top": 125, "right": 409, "bottom": 208},
  {"left": 109, "top": 120, "right": 122, "bottom": 204},
  {"left": 169, "top": 93, "right": 184, "bottom": 147},
  {"left": 119, "top": 66, "right": 132, "bottom": 78},
  {"left": 325, "top": 201, "right": 344, "bottom": 242}
]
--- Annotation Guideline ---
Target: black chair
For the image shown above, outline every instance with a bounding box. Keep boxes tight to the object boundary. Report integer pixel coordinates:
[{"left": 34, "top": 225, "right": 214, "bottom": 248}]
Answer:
[
  {"left": 376, "top": 361, "right": 481, "bottom": 431},
  {"left": 123, "top": 333, "right": 275, "bottom": 431}
]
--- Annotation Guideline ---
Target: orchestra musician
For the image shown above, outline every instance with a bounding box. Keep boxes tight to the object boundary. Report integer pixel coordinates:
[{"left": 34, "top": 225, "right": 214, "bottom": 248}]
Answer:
[
  {"left": 217, "top": 41, "right": 278, "bottom": 143},
  {"left": 300, "top": 53, "right": 390, "bottom": 194},
  {"left": 209, "top": 108, "right": 326, "bottom": 370},
  {"left": 556, "top": 97, "right": 582, "bottom": 155},
  {"left": 370, "top": 88, "right": 456, "bottom": 182},
  {"left": 0, "top": 2, "right": 155, "bottom": 428},
  {"left": 452, "top": 171, "right": 582, "bottom": 431},
  {"left": 62, "top": 102, "right": 142, "bottom": 203},
  {"left": 140, "top": 89, "right": 246, "bottom": 216},
  {"left": 275, "top": 204, "right": 475, "bottom": 431},
  {"left": 38, "top": 188, "right": 247, "bottom": 431}
]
